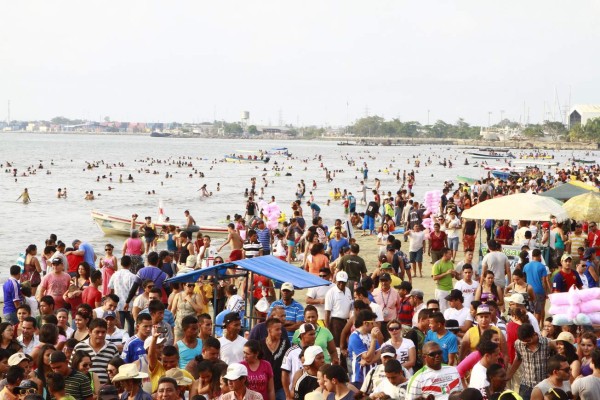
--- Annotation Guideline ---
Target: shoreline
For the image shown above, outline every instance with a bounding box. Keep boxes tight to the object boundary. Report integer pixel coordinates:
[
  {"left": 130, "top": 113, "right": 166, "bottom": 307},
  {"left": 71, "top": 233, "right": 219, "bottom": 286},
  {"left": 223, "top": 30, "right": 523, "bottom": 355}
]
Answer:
[{"left": 3, "top": 130, "right": 597, "bottom": 150}]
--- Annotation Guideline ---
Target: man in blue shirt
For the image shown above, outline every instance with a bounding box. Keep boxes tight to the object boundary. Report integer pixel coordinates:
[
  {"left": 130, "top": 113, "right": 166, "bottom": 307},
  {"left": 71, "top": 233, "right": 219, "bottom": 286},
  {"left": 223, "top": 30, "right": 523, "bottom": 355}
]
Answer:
[
  {"left": 254, "top": 220, "right": 271, "bottom": 255},
  {"left": 348, "top": 309, "right": 380, "bottom": 387},
  {"left": 69, "top": 240, "right": 97, "bottom": 269},
  {"left": 424, "top": 311, "right": 458, "bottom": 365},
  {"left": 2, "top": 265, "right": 22, "bottom": 324},
  {"left": 268, "top": 282, "right": 304, "bottom": 342},
  {"left": 329, "top": 227, "right": 350, "bottom": 262},
  {"left": 121, "top": 313, "right": 154, "bottom": 363},
  {"left": 523, "top": 248, "right": 550, "bottom": 322}
]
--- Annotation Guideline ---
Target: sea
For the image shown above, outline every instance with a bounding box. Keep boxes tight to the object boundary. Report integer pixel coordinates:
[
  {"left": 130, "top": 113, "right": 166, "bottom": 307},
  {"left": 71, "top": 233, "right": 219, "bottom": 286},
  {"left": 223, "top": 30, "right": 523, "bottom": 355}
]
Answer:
[{"left": 0, "top": 132, "right": 595, "bottom": 284}]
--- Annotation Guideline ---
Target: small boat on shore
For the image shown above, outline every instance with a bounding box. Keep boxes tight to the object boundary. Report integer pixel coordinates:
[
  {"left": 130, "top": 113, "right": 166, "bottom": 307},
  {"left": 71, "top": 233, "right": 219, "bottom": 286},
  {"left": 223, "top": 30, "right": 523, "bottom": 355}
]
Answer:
[
  {"left": 491, "top": 170, "right": 519, "bottom": 180},
  {"left": 479, "top": 147, "right": 511, "bottom": 152},
  {"left": 91, "top": 210, "right": 228, "bottom": 237},
  {"left": 457, "top": 176, "right": 477, "bottom": 185},
  {"left": 150, "top": 132, "right": 172, "bottom": 138},
  {"left": 513, "top": 160, "right": 559, "bottom": 167},
  {"left": 266, "top": 147, "right": 291, "bottom": 156}
]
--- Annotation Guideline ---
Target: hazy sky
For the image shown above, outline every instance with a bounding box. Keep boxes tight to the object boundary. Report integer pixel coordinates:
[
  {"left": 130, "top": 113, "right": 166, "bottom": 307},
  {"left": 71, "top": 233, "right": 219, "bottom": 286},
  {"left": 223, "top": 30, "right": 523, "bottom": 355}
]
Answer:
[{"left": 1, "top": 1, "right": 599, "bottom": 126}]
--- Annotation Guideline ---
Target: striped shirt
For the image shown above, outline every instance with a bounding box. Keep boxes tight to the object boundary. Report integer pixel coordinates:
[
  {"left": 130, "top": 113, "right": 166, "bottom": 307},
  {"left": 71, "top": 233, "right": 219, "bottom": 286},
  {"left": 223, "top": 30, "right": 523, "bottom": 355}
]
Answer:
[
  {"left": 72, "top": 339, "right": 119, "bottom": 384},
  {"left": 268, "top": 299, "right": 304, "bottom": 342},
  {"left": 242, "top": 240, "right": 263, "bottom": 258},
  {"left": 569, "top": 233, "right": 587, "bottom": 256},
  {"left": 64, "top": 369, "right": 93, "bottom": 400},
  {"left": 255, "top": 227, "right": 271, "bottom": 251}
]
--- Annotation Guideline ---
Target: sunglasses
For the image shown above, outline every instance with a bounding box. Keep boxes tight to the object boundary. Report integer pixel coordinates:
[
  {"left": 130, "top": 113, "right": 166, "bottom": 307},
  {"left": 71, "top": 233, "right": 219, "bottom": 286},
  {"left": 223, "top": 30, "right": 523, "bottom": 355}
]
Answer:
[
  {"left": 19, "top": 389, "right": 37, "bottom": 395},
  {"left": 388, "top": 326, "right": 401, "bottom": 332},
  {"left": 426, "top": 350, "right": 443, "bottom": 358},
  {"left": 319, "top": 274, "right": 329, "bottom": 278},
  {"left": 105, "top": 248, "right": 112, "bottom": 251},
  {"left": 186, "top": 284, "right": 195, "bottom": 287}
]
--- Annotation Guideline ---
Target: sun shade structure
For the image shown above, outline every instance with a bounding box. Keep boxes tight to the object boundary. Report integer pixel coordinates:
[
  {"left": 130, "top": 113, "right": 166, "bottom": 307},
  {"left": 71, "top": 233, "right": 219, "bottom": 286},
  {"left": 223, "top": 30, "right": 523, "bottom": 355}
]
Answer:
[
  {"left": 563, "top": 192, "right": 600, "bottom": 222},
  {"left": 538, "top": 182, "right": 598, "bottom": 201},
  {"left": 164, "top": 255, "right": 330, "bottom": 289},
  {"left": 461, "top": 193, "right": 568, "bottom": 222}
]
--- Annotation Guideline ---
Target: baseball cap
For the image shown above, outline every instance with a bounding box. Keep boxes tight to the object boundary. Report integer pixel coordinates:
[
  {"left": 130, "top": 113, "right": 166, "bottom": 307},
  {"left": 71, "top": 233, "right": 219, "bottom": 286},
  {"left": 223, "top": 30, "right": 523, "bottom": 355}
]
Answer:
[
  {"left": 410, "top": 289, "right": 424, "bottom": 299},
  {"left": 561, "top": 254, "right": 573, "bottom": 262},
  {"left": 542, "top": 222, "right": 550, "bottom": 229},
  {"left": 223, "top": 312, "right": 241, "bottom": 326},
  {"left": 445, "top": 289, "right": 464, "bottom": 301},
  {"left": 476, "top": 305, "right": 491, "bottom": 315},
  {"left": 299, "top": 323, "right": 316, "bottom": 335},
  {"left": 103, "top": 311, "right": 117, "bottom": 319},
  {"left": 303, "top": 345, "right": 324, "bottom": 366},
  {"left": 8, "top": 353, "right": 29, "bottom": 366},
  {"left": 445, "top": 319, "right": 460, "bottom": 331},
  {"left": 224, "top": 363, "right": 248, "bottom": 380},
  {"left": 379, "top": 273, "right": 392, "bottom": 281},
  {"left": 505, "top": 293, "right": 526, "bottom": 305},
  {"left": 380, "top": 345, "right": 396, "bottom": 358},
  {"left": 281, "top": 282, "right": 294, "bottom": 291},
  {"left": 336, "top": 271, "right": 348, "bottom": 283},
  {"left": 51, "top": 257, "right": 63, "bottom": 264},
  {"left": 13, "top": 380, "right": 37, "bottom": 395},
  {"left": 380, "top": 262, "right": 392, "bottom": 269},
  {"left": 143, "top": 336, "right": 165, "bottom": 350}
]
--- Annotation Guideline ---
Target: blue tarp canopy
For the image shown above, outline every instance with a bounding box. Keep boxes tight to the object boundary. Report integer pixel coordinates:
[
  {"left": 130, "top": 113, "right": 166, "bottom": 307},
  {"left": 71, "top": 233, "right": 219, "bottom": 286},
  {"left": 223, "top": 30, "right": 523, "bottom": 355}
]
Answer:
[{"left": 164, "top": 255, "right": 330, "bottom": 289}]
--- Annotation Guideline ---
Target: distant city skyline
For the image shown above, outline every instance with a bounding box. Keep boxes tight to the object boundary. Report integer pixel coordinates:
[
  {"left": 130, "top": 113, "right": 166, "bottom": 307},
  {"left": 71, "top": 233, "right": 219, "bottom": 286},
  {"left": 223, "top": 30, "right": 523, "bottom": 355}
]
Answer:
[{"left": 1, "top": 1, "right": 599, "bottom": 127}]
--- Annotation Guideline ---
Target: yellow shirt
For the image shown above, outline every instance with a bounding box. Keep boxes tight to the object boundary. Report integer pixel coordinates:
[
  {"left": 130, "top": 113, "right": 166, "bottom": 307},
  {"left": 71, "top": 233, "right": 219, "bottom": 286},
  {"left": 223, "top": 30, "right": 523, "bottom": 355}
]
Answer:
[{"left": 150, "top": 362, "right": 194, "bottom": 393}]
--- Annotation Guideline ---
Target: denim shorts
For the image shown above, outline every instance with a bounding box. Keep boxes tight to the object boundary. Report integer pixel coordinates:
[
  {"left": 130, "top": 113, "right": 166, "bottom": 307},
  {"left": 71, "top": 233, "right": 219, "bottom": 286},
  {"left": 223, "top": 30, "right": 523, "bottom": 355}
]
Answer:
[
  {"left": 448, "top": 237, "right": 459, "bottom": 250},
  {"left": 410, "top": 249, "right": 423, "bottom": 263}
]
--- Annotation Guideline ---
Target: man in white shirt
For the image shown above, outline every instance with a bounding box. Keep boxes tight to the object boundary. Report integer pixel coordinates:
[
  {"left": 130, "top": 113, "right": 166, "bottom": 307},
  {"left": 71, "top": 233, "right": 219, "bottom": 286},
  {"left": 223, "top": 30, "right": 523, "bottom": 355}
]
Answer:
[
  {"left": 409, "top": 290, "right": 425, "bottom": 327},
  {"left": 404, "top": 224, "right": 426, "bottom": 279},
  {"left": 443, "top": 290, "right": 470, "bottom": 332},
  {"left": 104, "top": 311, "right": 129, "bottom": 353},
  {"left": 306, "top": 267, "right": 334, "bottom": 324},
  {"left": 108, "top": 255, "right": 138, "bottom": 337},
  {"left": 468, "top": 341, "right": 501, "bottom": 391},
  {"left": 218, "top": 312, "right": 247, "bottom": 364},
  {"left": 371, "top": 359, "right": 408, "bottom": 399},
  {"left": 453, "top": 264, "right": 479, "bottom": 307},
  {"left": 354, "top": 287, "right": 384, "bottom": 323},
  {"left": 454, "top": 251, "right": 479, "bottom": 280},
  {"left": 324, "top": 271, "right": 353, "bottom": 355},
  {"left": 17, "top": 317, "right": 39, "bottom": 355},
  {"left": 197, "top": 235, "right": 218, "bottom": 268}
]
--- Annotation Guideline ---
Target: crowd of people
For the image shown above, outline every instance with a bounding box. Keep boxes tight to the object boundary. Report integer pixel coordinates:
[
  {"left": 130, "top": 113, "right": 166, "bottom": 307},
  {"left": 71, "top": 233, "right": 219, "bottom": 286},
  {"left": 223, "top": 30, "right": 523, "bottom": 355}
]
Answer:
[{"left": 4, "top": 169, "right": 600, "bottom": 400}]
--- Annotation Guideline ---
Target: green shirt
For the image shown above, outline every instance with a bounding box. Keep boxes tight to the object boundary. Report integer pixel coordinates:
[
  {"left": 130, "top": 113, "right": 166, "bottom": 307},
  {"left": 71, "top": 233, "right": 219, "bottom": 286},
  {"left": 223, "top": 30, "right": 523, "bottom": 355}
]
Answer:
[
  {"left": 292, "top": 326, "right": 335, "bottom": 362},
  {"left": 433, "top": 259, "right": 454, "bottom": 291}
]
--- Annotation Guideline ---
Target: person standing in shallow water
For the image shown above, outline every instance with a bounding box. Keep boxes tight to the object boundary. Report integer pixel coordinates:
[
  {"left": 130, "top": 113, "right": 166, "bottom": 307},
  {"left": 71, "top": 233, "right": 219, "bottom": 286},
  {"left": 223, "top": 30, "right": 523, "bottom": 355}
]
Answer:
[{"left": 16, "top": 188, "right": 31, "bottom": 203}]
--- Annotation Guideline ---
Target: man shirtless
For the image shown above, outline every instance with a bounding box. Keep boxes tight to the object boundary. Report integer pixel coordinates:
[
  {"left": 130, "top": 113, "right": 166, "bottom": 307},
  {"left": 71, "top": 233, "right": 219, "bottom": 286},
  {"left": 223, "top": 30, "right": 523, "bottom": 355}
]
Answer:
[
  {"left": 218, "top": 223, "right": 244, "bottom": 261},
  {"left": 184, "top": 209, "right": 197, "bottom": 238}
]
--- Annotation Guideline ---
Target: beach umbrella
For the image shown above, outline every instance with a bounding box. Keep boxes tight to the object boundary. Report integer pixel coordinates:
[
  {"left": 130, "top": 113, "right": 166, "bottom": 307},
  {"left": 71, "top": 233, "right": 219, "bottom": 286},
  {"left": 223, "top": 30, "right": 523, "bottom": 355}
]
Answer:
[
  {"left": 563, "top": 192, "right": 600, "bottom": 221},
  {"left": 461, "top": 193, "right": 569, "bottom": 222}
]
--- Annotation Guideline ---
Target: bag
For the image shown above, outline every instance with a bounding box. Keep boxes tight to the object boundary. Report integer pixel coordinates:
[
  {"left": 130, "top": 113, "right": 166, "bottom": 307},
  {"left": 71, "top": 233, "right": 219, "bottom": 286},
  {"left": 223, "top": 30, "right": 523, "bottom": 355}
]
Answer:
[{"left": 255, "top": 296, "right": 270, "bottom": 313}]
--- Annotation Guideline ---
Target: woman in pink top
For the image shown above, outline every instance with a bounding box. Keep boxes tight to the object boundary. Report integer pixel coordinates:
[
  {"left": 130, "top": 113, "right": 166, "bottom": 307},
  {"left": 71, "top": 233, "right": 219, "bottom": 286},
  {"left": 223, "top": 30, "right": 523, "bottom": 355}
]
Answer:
[
  {"left": 122, "top": 230, "right": 145, "bottom": 272},
  {"left": 241, "top": 340, "right": 275, "bottom": 400},
  {"left": 98, "top": 243, "right": 117, "bottom": 295}
]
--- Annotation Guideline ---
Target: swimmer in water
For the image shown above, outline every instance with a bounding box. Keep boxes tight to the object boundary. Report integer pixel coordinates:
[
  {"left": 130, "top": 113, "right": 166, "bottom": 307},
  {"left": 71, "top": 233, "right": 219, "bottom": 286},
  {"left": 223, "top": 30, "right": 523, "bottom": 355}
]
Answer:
[{"left": 17, "top": 188, "right": 31, "bottom": 203}]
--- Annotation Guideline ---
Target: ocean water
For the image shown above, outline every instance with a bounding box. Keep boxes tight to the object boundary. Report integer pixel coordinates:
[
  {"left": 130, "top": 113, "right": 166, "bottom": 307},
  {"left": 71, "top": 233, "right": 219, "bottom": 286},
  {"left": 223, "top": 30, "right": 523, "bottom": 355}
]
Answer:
[{"left": 0, "top": 133, "right": 593, "bottom": 283}]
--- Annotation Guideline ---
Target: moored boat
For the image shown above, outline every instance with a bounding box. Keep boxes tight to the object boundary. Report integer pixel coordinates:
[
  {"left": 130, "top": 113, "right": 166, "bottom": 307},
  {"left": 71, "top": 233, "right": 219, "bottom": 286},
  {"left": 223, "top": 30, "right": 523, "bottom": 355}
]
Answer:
[
  {"left": 266, "top": 147, "right": 291, "bottom": 156},
  {"left": 573, "top": 159, "right": 595, "bottom": 164},
  {"left": 457, "top": 176, "right": 477, "bottom": 185},
  {"left": 91, "top": 210, "right": 228, "bottom": 237},
  {"left": 467, "top": 152, "right": 515, "bottom": 159},
  {"left": 224, "top": 155, "right": 270, "bottom": 163},
  {"left": 513, "top": 160, "right": 559, "bottom": 167}
]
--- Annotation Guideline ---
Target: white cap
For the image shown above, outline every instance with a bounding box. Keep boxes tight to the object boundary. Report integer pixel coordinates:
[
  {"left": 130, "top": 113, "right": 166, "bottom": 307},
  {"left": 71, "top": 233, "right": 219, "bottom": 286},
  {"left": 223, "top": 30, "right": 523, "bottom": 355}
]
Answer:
[
  {"left": 505, "top": 293, "right": 526, "bottom": 305},
  {"left": 224, "top": 363, "right": 248, "bottom": 380},
  {"left": 143, "top": 336, "right": 165, "bottom": 350},
  {"left": 336, "top": 271, "right": 349, "bottom": 283},
  {"left": 299, "top": 323, "right": 316, "bottom": 335},
  {"left": 281, "top": 282, "right": 294, "bottom": 291},
  {"left": 303, "top": 345, "right": 324, "bottom": 366}
]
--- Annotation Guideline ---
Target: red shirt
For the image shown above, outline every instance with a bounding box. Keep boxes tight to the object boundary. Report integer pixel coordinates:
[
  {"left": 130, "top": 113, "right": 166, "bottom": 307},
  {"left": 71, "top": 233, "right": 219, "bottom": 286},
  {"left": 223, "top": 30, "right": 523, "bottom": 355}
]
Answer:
[
  {"left": 397, "top": 296, "right": 414, "bottom": 326},
  {"left": 496, "top": 225, "right": 514, "bottom": 244},
  {"left": 67, "top": 254, "right": 84, "bottom": 274},
  {"left": 588, "top": 230, "right": 600, "bottom": 256},
  {"left": 82, "top": 286, "right": 102, "bottom": 307},
  {"left": 429, "top": 231, "right": 447, "bottom": 251}
]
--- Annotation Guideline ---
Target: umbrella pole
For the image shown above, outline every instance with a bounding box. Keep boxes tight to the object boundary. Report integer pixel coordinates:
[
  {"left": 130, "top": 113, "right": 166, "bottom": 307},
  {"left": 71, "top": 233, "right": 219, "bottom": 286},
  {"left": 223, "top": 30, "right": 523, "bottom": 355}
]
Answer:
[
  {"left": 212, "top": 267, "right": 219, "bottom": 336},
  {"left": 247, "top": 271, "right": 252, "bottom": 333}
]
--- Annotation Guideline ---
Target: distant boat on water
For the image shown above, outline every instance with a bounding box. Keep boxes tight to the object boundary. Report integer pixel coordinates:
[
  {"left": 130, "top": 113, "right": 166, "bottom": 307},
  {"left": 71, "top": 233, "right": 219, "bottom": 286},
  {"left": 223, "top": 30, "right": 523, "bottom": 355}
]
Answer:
[{"left": 150, "top": 132, "right": 172, "bottom": 137}]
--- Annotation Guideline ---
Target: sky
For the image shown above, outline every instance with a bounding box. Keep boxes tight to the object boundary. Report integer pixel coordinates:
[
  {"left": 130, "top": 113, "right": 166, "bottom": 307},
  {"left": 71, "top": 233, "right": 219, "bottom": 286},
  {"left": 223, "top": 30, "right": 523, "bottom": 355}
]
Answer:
[{"left": 1, "top": 1, "right": 599, "bottom": 127}]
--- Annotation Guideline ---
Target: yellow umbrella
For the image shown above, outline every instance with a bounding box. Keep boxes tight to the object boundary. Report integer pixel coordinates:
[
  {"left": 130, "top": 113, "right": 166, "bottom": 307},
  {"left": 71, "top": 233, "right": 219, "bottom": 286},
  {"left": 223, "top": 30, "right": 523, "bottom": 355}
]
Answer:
[{"left": 563, "top": 192, "right": 600, "bottom": 221}]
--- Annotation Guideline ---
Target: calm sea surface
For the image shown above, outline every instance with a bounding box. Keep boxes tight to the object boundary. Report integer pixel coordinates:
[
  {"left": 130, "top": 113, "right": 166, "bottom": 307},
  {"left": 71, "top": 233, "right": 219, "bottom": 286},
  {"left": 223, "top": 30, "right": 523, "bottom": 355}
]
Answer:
[{"left": 0, "top": 133, "right": 594, "bottom": 285}]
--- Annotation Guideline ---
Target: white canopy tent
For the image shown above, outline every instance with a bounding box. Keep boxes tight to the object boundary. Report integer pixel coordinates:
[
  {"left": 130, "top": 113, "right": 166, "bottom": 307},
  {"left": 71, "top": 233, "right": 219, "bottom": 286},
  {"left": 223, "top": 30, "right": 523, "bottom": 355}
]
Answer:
[{"left": 461, "top": 193, "right": 568, "bottom": 222}]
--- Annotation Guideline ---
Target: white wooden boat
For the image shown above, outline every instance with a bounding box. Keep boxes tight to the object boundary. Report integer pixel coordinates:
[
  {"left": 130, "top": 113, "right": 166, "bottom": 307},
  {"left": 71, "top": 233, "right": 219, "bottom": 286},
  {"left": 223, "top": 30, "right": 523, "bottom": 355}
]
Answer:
[
  {"left": 224, "top": 156, "right": 270, "bottom": 164},
  {"left": 91, "top": 210, "right": 228, "bottom": 237}
]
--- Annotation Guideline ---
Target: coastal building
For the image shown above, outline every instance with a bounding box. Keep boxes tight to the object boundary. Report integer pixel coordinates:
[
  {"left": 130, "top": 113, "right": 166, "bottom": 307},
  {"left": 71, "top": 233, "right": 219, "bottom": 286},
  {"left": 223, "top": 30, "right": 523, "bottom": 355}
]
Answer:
[
  {"left": 569, "top": 105, "right": 600, "bottom": 128},
  {"left": 479, "top": 126, "right": 523, "bottom": 141}
]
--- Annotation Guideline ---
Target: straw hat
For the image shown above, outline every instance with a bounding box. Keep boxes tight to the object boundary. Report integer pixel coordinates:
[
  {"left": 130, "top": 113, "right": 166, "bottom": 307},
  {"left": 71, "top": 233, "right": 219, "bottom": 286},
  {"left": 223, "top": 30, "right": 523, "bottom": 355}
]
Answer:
[{"left": 111, "top": 363, "right": 149, "bottom": 382}]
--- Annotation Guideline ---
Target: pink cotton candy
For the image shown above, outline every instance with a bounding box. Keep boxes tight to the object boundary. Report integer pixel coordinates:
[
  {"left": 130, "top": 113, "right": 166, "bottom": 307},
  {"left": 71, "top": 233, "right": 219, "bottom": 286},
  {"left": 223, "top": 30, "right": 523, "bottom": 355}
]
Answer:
[
  {"left": 580, "top": 300, "right": 600, "bottom": 314},
  {"left": 578, "top": 287, "right": 600, "bottom": 302},
  {"left": 548, "top": 304, "right": 571, "bottom": 315},
  {"left": 549, "top": 292, "right": 571, "bottom": 306}
]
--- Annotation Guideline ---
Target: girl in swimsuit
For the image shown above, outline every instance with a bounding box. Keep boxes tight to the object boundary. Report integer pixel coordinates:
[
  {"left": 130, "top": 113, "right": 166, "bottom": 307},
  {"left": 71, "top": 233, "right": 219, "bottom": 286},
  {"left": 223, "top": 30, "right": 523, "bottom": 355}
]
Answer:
[
  {"left": 579, "top": 332, "right": 597, "bottom": 377},
  {"left": 475, "top": 271, "right": 504, "bottom": 309}
]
